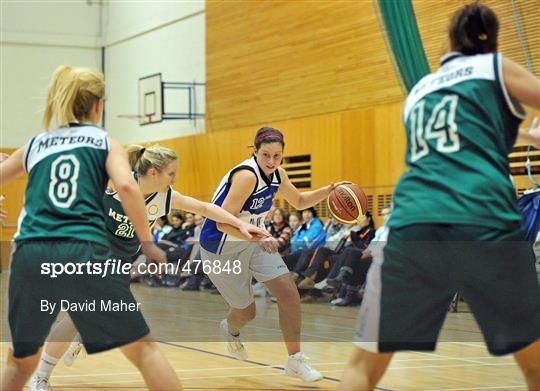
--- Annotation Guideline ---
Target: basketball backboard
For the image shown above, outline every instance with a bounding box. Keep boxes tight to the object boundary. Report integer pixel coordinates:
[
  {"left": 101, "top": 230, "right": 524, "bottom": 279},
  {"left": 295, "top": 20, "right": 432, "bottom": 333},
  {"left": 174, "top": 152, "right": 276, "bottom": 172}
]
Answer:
[{"left": 138, "top": 73, "right": 163, "bottom": 125}]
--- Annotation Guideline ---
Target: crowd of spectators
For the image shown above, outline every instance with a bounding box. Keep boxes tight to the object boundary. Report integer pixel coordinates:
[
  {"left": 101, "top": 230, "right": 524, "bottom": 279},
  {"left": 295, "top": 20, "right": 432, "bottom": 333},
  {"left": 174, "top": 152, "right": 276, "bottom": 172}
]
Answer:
[{"left": 133, "top": 205, "right": 390, "bottom": 308}]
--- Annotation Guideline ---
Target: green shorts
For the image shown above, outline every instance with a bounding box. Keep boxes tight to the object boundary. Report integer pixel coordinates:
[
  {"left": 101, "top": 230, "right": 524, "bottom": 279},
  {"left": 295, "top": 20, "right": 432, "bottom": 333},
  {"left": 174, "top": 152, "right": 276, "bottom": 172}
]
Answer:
[
  {"left": 354, "top": 224, "right": 540, "bottom": 356},
  {"left": 8, "top": 240, "right": 149, "bottom": 358}
]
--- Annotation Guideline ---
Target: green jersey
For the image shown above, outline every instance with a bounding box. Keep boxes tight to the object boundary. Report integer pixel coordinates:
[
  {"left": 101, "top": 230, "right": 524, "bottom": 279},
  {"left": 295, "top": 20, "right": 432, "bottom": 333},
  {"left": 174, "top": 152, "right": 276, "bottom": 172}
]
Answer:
[
  {"left": 15, "top": 124, "right": 110, "bottom": 243},
  {"left": 389, "top": 53, "right": 525, "bottom": 230},
  {"left": 104, "top": 176, "right": 172, "bottom": 259}
]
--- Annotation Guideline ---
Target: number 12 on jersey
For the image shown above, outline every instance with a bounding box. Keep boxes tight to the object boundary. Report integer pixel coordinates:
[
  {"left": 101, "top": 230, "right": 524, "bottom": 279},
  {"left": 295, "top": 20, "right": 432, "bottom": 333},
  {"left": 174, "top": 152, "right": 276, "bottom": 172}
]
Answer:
[{"left": 409, "top": 94, "right": 461, "bottom": 162}]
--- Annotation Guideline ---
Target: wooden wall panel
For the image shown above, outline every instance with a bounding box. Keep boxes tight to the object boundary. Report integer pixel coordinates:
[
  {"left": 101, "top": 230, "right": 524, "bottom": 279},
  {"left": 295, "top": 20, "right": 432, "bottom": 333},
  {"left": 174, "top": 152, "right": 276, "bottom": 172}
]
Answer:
[
  {"left": 0, "top": 147, "right": 25, "bottom": 228},
  {"left": 206, "top": 0, "right": 403, "bottom": 132},
  {"left": 341, "top": 101, "right": 405, "bottom": 188},
  {"left": 159, "top": 112, "right": 348, "bottom": 202},
  {"left": 155, "top": 102, "right": 406, "bottom": 229},
  {"left": 414, "top": 0, "right": 540, "bottom": 77}
]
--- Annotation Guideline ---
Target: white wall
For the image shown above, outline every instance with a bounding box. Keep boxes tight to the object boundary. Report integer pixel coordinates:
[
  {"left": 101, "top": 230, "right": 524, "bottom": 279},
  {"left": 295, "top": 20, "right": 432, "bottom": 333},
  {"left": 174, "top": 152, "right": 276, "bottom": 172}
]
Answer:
[
  {"left": 1, "top": 0, "right": 102, "bottom": 47},
  {"left": 1, "top": 0, "right": 102, "bottom": 148},
  {"left": 102, "top": 1, "right": 205, "bottom": 144},
  {"left": 102, "top": 1, "right": 203, "bottom": 46},
  {"left": 0, "top": 1, "right": 206, "bottom": 147}
]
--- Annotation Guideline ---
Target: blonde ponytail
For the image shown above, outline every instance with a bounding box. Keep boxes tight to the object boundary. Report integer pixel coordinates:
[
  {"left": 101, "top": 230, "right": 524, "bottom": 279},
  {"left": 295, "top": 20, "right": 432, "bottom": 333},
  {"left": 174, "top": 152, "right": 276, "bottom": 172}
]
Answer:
[
  {"left": 126, "top": 144, "right": 178, "bottom": 175},
  {"left": 43, "top": 65, "right": 105, "bottom": 130}
]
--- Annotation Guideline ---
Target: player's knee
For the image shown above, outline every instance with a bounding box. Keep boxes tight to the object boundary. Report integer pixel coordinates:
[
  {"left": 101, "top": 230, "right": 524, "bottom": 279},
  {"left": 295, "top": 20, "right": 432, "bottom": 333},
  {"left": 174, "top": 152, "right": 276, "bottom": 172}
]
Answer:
[
  {"left": 120, "top": 336, "right": 157, "bottom": 366},
  {"left": 274, "top": 280, "right": 300, "bottom": 303},
  {"left": 8, "top": 353, "right": 39, "bottom": 375}
]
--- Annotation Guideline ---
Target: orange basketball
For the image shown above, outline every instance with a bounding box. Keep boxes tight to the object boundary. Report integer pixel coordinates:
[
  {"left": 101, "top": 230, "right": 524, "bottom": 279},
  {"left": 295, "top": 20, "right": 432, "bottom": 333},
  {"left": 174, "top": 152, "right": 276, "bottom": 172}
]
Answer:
[{"left": 327, "top": 183, "right": 368, "bottom": 224}]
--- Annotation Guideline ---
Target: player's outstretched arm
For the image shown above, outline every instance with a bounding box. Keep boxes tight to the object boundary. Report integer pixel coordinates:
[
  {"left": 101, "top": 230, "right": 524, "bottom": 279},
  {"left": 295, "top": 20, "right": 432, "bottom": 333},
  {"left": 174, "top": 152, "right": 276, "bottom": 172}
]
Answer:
[
  {"left": 278, "top": 167, "right": 348, "bottom": 210},
  {"left": 105, "top": 137, "right": 165, "bottom": 262},
  {"left": 503, "top": 57, "right": 540, "bottom": 110},
  {"left": 171, "top": 190, "right": 269, "bottom": 240}
]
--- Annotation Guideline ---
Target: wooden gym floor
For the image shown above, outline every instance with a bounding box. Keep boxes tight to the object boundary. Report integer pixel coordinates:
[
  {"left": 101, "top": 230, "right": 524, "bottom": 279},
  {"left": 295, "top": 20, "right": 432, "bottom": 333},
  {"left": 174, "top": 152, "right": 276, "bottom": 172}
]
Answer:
[{"left": 0, "top": 273, "right": 530, "bottom": 390}]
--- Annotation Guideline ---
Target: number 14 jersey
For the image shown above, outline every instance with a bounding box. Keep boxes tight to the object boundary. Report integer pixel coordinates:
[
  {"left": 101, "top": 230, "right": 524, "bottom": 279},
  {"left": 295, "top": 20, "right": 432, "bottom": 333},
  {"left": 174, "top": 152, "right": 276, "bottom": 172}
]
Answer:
[{"left": 389, "top": 53, "right": 525, "bottom": 230}]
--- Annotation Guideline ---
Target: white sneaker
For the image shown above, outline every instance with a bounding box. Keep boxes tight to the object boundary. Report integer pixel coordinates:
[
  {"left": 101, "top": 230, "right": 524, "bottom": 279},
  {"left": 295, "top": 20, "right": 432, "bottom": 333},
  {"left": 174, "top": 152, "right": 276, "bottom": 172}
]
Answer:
[
  {"left": 252, "top": 282, "right": 268, "bottom": 297},
  {"left": 64, "top": 335, "right": 85, "bottom": 367},
  {"left": 220, "top": 319, "right": 248, "bottom": 360},
  {"left": 331, "top": 297, "right": 344, "bottom": 305},
  {"left": 29, "top": 374, "right": 50, "bottom": 391},
  {"left": 285, "top": 352, "right": 323, "bottom": 382},
  {"left": 314, "top": 278, "right": 328, "bottom": 290}
]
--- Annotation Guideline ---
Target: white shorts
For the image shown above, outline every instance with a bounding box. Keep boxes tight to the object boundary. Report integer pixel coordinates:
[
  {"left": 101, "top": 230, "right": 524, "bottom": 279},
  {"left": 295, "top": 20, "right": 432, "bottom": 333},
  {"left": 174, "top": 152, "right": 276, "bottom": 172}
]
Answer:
[
  {"left": 200, "top": 244, "right": 289, "bottom": 309},
  {"left": 353, "top": 235, "right": 387, "bottom": 353}
]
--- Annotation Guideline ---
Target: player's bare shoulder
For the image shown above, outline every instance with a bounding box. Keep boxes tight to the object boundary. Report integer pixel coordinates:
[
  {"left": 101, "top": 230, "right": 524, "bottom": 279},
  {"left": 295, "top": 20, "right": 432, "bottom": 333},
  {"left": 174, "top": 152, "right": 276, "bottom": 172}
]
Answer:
[{"left": 230, "top": 167, "right": 258, "bottom": 185}]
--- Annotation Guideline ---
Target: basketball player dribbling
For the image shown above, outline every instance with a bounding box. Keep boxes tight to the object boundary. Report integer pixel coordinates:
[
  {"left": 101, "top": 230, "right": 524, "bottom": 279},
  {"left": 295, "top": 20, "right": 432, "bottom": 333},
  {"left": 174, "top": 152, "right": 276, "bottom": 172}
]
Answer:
[{"left": 199, "top": 127, "right": 349, "bottom": 382}]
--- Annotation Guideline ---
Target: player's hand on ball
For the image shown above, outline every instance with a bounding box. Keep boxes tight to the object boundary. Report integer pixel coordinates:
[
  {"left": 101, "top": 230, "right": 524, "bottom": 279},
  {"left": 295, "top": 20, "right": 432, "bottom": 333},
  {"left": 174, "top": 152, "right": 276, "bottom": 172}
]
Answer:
[
  {"left": 0, "top": 153, "right": 9, "bottom": 163},
  {"left": 239, "top": 222, "right": 270, "bottom": 240},
  {"left": 328, "top": 181, "right": 352, "bottom": 193},
  {"left": 141, "top": 242, "right": 167, "bottom": 265},
  {"left": 259, "top": 236, "right": 279, "bottom": 253}
]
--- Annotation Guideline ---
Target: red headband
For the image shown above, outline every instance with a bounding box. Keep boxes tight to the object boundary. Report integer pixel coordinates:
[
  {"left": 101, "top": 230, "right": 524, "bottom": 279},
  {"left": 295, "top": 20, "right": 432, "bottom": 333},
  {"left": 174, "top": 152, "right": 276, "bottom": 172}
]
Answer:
[{"left": 255, "top": 129, "right": 284, "bottom": 145}]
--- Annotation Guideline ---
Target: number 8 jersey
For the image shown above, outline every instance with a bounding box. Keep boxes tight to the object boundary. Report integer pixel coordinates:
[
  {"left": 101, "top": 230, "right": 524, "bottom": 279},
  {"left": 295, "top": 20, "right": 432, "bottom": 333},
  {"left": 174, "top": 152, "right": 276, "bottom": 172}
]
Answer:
[
  {"left": 200, "top": 156, "right": 281, "bottom": 254},
  {"left": 388, "top": 52, "right": 526, "bottom": 230},
  {"left": 15, "top": 124, "right": 110, "bottom": 243}
]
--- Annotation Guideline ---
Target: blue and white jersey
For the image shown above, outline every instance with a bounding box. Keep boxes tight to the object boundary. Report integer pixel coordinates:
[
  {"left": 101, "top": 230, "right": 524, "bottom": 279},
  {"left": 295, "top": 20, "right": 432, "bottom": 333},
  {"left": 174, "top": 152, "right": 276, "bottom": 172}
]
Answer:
[{"left": 200, "top": 156, "right": 281, "bottom": 254}]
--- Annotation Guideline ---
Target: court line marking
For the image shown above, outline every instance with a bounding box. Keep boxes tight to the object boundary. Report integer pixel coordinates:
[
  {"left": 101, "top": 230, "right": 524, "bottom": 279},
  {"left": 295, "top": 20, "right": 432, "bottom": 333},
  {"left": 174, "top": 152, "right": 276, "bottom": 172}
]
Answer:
[
  {"left": 448, "top": 341, "right": 490, "bottom": 348},
  {"left": 412, "top": 351, "right": 493, "bottom": 365},
  {"left": 52, "top": 366, "right": 521, "bottom": 388},
  {"left": 143, "top": 312, "right": 351, "bottom": 341},
  {"left": 160, "top": 341, "right": 395, "bottom": 391},
  {"left": 386, "top": 363, "right": 515, "bottom": 370},
  {"left": 422, "top": 386, "right": 525, "bottom": 391},
  {"left": 51, "top": 371, "right": 313, "bottom": 387},
  {"left": 160, "top": 341, "right": 338, "bottom": 382},
  {"left": 46, "top": 365, "right": 524, "bottom": 391},
  {"left": 139, "top": 291, "right": 489, "bottom": 340},
  {"left": 45, "top": 354, "right": 516, "bottom": 380}
]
